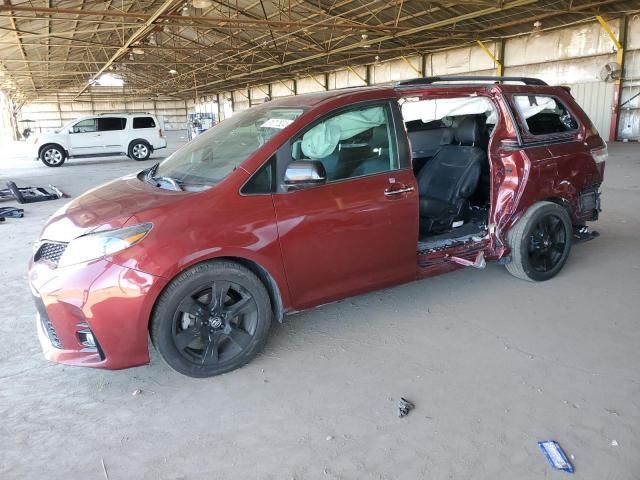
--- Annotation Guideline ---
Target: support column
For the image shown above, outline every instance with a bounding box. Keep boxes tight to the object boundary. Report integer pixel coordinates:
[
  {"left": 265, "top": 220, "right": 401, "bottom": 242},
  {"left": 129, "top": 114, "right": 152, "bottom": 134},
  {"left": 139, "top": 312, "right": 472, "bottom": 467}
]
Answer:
[
  {"left": 596, "top": 15, "right": 627, "bottom": 142},
  {"left": 476, "top": 40, "right": 503, "bottom": 77}
]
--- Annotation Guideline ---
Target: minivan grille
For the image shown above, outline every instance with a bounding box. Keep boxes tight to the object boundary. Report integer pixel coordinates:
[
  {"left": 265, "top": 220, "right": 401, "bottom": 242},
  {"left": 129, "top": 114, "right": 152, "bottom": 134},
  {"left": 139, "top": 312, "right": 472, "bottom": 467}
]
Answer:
[{"left": 34, "top": 241, "right": 67, "bottom": 266}]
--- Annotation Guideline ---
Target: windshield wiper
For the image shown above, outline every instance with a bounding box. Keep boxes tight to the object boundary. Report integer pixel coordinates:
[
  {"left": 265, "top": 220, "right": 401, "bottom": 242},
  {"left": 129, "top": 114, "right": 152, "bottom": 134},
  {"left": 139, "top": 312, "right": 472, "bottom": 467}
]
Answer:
[{"left": 144, "top": 162, "right": 182, "bottom": 191}]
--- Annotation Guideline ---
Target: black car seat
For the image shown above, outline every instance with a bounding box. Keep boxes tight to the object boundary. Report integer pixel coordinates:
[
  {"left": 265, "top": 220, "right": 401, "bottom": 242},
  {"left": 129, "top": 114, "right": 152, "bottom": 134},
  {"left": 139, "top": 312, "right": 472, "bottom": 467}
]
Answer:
[{"left": 417, "top": 117, "right": 485, "bottom": 234}]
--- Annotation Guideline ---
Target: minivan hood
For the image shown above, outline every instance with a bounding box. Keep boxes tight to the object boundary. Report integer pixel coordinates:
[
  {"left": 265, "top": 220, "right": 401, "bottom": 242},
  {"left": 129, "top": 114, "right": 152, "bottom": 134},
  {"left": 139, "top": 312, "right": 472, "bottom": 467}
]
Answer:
[{"left": 40, "top": 173, "right": 186, "bottom": 242}]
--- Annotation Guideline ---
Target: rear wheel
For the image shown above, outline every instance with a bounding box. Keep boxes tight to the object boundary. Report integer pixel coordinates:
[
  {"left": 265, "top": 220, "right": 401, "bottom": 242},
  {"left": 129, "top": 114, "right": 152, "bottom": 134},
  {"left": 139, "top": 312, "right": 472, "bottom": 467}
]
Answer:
[
  {"left": 151, "top": 261, "right": 272, "bottom": 378},
  {"left": 505, "top": 201, "right": 572, "bottom": 281},
  {"left": 40, "top": 145, "right": 66, "bottom": 167},
  {"left": 129, "top": 141, "right": 151, "bottom": 161}
]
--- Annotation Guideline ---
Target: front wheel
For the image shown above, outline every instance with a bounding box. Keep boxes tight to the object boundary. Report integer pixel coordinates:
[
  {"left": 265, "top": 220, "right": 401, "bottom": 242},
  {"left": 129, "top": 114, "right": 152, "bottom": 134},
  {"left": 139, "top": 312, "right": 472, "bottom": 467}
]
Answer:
[
  {"left": 505, "top": 201, "right": 572, "bottom": 281},
  {"left": 151, "top": 261, "right": 272, "bottom": 378},
  {"left": 40, "top": 145, "right": 66, "bottom": 167},
  {"left": 129, "top": 141, "right": 151, "bottom": 161}
]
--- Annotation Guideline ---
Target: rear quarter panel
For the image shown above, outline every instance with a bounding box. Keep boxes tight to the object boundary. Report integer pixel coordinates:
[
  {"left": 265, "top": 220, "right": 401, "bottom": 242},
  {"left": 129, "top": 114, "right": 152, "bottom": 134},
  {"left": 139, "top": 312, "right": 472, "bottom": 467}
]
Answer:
[{"left": 496, "top": 86, "right": 605, "bottom": 244}]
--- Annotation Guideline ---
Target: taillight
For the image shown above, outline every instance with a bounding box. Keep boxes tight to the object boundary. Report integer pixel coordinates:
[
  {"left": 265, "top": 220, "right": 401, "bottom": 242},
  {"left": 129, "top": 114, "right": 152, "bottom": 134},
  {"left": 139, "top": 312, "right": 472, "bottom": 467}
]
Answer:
[
  {"left": 159, "top": 128, "right": 165, "bottom": 138},
  {"left": 591, "top": 145, "right": 608, "bottom": 164}
]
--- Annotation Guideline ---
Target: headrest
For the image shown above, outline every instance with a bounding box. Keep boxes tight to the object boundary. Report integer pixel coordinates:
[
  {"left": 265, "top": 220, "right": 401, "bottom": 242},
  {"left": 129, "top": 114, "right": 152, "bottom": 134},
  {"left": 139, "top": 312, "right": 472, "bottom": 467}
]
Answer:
[
  {"left": 454, "top": 117, "right": 481, "bottom": 146},
  {"left": 291, "top": 140, "right": 303, "bottom": 160},
  {"left": 370, "top": 125, "right": 388, "bottom": 148}
]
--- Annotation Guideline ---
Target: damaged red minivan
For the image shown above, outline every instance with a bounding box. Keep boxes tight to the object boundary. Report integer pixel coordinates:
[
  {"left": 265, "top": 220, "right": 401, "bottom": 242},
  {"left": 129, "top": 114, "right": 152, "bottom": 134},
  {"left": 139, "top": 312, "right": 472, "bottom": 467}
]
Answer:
[{"left": 29, "top": 76, "right": 606, "bottom": 378}]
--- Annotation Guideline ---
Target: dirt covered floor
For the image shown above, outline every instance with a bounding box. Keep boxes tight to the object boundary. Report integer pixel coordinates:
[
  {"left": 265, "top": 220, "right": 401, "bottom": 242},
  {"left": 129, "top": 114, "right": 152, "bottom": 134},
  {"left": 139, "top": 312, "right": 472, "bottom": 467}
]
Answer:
[{"left": 1, "top": 139, "right": 639, "bottom": 479}]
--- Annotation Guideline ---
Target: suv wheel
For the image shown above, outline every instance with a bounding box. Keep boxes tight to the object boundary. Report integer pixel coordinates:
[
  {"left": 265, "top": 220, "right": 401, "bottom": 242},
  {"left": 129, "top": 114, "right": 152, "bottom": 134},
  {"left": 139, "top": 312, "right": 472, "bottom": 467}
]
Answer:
[
  {"left": 505, "top": 201, "right": 572, "bottom": 282},
  {"left": 40, "top": 145, "right": 66, "bottom": 167},
  {"left": 129, "top": 141, "right": 151, "bottom": 161},
  {"left": 151, "top": 261, "right": 272, "bottom": 378}
]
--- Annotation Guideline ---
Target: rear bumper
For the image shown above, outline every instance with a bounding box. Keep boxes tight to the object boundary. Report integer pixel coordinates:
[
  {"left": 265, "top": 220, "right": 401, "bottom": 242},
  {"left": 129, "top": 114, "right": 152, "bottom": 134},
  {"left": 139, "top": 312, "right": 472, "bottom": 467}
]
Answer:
[{"left": 29, "top": 258, "right": 164, "bottom": 370}]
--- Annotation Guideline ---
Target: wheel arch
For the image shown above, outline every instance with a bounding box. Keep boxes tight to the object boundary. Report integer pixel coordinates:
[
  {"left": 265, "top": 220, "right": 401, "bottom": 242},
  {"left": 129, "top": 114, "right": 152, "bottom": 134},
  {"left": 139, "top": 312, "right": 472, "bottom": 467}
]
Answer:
[
  {"left": 543, "top": 196, "right": 576, "bottom": 222},
  {"left": 147, "top": 255, "right": 285, "bottom": 339},
  {"left": 128, "top": 138, "right": 153, "bottom": 152},
  {"left": 38, "top": 142, "right": 67, "bottom": 158}
]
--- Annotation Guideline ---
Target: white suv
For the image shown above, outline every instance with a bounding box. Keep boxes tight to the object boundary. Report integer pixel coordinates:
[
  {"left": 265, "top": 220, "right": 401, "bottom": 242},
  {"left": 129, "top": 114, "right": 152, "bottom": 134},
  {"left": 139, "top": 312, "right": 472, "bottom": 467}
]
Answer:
[{"left": 33, "top": 113, "right": 167, "bottom": 167}]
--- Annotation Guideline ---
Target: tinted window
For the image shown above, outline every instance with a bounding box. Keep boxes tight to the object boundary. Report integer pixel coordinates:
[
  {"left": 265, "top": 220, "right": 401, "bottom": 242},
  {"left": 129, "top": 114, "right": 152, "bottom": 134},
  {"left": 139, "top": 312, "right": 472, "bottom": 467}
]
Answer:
[
  {"left": 97, "top": 117, "right": 126, "bottom": 131},
  {"left": 241, "top": 156, "right": 275, "bottom": 194},
  {"left": 133, "top": 117, "right": 156, "bottom": 129},
  {"left": 514, "top": 95, "right": 578, "bottom": 135},
  {"left": 290, "top": 104, "right": 398, "bottom": 182},
  {"left": 72, "top": 119, "right": 97, "bottom": 133}
]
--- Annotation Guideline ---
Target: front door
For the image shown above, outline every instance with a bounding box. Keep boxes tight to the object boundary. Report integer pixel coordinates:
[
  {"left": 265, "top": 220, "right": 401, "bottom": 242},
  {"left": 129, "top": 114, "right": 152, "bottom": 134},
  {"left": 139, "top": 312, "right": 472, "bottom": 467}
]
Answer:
[
  {"left": 272, "top": 102, "right": 418, "bottom": 310},
  {"left": 68, "top": 118, "right": 101, "bottom": 155}
]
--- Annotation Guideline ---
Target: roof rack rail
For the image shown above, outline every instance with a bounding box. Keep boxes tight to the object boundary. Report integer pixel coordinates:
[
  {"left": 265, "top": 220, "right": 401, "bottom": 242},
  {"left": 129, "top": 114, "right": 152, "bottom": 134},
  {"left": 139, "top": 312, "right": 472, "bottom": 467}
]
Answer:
[
  {"left": 96, "top": 111, "right": 152, "bottom": 115},
  {"left": 395, "top": 76, "right": 548, "bottom": 86}
]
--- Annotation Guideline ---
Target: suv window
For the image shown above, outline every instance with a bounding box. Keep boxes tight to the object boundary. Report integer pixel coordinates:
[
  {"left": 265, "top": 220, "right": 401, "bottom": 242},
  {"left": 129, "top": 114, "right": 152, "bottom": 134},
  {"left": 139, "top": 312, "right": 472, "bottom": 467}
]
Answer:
[
  {"left": 513, "top": 95, "right": 578, "bottom": 135},
  {"left": 290, "top": 104, "right": 398, "bottom": 182},
  {"left": 72, "top": 119, "right": 97, "bottom": 133},
  {"left": 133, "top": 117, "right": 156, "bottom": 129},
  {"left": 97, "top": 117, "right": 126, "bottom": 131}
]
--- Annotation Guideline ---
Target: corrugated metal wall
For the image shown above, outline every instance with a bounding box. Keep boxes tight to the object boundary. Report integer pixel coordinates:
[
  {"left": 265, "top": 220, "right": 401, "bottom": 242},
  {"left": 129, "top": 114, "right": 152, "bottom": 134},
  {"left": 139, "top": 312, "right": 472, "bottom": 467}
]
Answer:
[{"left": 569, "top": 82, "right": 614, "bottom": 137}]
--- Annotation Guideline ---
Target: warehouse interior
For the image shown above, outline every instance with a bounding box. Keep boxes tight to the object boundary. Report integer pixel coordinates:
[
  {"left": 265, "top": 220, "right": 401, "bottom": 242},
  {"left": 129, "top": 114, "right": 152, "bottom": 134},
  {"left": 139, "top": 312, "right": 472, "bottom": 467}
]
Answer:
[{"left": 1, "top": 1, "right": 639, "bottom": 479}]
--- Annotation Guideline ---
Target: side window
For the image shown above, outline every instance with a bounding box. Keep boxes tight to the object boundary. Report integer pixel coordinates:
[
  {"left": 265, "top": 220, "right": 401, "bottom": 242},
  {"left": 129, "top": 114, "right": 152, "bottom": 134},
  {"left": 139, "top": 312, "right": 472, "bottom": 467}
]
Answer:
[
  {"left": 72, "top": 119, "right": 97, "bottom": 133},
  {"left": 290, "top": 104, "right": 398, "bottom": 182},
  {"left": 241, "top": 156, "right": 276, "bottom": 194},
  {"left": 97, "top": 117, "right": 126, "bottom": 131},
  {"left": 133, "top": 117, "right": 156, "bottom": 129},
  {"left": 513, "top": 95, "right": 578, "bottom": 135}
]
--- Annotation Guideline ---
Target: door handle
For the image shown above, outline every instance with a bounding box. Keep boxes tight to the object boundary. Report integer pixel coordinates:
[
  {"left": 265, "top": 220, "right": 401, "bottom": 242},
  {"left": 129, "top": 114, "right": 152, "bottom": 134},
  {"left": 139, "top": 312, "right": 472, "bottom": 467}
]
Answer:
[{"left": 384, "top": 186, "right": 414, "bottom": 196}]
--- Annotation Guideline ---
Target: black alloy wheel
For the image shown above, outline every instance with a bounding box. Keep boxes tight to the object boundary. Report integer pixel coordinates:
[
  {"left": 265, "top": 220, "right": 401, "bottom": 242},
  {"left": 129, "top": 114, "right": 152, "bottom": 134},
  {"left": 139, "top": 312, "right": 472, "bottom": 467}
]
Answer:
[
  {"left": 527, "top": 214, "right": 567, "bottom": 273},
  {"left": 151, "top": 260, "right": 272, "bottom": 378},
  {"left": 505, "top": 201, "right": 572, "bottom": 282},
  {"left": 172, "top": 281, "right": 258, "bottom": 366}
]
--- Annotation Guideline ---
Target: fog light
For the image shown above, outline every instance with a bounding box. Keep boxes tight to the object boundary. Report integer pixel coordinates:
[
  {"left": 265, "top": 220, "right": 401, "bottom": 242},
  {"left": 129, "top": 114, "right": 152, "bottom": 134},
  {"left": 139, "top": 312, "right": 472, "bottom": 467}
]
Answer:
[{"left": 76, "top": 323, "right": 96, "bottom": 348}]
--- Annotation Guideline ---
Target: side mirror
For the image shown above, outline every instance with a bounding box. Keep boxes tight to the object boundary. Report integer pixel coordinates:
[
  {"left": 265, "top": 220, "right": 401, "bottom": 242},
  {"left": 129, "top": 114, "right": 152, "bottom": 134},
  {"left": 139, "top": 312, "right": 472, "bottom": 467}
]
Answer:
[{"left": 283, "top": 160, "right": 326, "bottom": 190}]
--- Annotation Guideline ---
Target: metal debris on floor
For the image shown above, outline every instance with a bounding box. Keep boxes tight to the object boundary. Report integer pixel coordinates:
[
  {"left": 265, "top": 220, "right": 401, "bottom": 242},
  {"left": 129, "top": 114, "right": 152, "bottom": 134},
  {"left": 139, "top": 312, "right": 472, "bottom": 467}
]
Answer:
[
  {"left": 0, "top": 207, "right": 24, "bottom": 222},
  {"left": 397, "top": 397, "right": 415, "bottom": 418},
  {"left": 1, "top": 181, "right": 66, "bottom": 204},
  {"left": 538, "top": 440, "right": 574, "bottom": 473}
]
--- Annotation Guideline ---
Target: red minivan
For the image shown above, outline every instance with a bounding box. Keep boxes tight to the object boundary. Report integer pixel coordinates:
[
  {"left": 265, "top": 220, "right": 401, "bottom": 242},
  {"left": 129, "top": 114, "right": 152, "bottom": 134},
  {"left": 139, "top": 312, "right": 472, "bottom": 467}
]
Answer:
[{"left": 29, "top": 77, "right": 606, "bottom": 378}]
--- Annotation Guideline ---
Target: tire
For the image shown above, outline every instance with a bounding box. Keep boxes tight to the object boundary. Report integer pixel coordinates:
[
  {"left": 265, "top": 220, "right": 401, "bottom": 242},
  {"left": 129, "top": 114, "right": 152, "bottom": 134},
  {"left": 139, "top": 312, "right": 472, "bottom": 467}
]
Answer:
[
  {"left": 505, "top": 201, "right": 572, "bottom": 282},
  {"left": 151, "top": 260, "right": 272, "bottom": 378},
  {"left": 39, "top": 144, "right": 66, "bottom": 167},
  {"left": 128, "top": 140, "right": 151, "bottom": 161}
]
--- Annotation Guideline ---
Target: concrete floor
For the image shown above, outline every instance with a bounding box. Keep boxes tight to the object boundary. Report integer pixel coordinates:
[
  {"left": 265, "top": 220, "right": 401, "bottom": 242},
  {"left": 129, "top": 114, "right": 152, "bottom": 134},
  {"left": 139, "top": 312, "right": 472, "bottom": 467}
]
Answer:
[{"left": 0, "top": 141, "right": 639, "bottom": 479}]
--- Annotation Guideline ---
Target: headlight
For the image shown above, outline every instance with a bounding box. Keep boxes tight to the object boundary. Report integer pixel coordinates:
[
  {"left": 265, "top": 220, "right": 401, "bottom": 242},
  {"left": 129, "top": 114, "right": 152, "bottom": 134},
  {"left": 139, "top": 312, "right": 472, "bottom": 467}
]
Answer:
[{"left": 58, "top": 223, "right": 152, "bottom": 267}]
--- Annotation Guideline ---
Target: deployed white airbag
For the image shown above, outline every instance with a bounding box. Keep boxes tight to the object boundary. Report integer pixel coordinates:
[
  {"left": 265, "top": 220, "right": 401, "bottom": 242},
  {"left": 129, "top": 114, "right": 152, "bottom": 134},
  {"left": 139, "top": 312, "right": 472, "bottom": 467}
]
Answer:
[{"left": 301, "top": 107, "right": 385, "bottom": 159}]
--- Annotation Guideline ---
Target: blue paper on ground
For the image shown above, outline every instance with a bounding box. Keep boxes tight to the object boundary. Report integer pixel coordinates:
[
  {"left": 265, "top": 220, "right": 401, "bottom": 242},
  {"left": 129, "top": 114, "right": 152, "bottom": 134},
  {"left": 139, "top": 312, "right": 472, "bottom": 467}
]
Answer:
[{"left": 538, "top": 440, "right": 574, "bottom": 473}]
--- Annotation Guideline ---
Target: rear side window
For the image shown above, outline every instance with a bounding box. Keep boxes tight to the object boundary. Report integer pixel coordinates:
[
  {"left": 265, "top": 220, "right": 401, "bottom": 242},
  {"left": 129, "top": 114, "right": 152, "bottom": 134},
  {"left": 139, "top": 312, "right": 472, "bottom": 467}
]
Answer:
[
  {"left": 97, "top": 117, "right": 126, "bottom": 131},
  {"left": 133, "top": 117, "right": 156, "bottom": 129},
  {"left": 513, "top": 95, "right": 578, "bottom": 135}
]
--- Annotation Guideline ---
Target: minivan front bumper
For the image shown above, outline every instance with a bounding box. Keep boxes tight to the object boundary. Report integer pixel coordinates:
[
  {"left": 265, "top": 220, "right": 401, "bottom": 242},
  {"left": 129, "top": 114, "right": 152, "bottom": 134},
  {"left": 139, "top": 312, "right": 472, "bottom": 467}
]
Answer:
[{"left": 29, "top": 258, "right": 164, "bottom": 370}]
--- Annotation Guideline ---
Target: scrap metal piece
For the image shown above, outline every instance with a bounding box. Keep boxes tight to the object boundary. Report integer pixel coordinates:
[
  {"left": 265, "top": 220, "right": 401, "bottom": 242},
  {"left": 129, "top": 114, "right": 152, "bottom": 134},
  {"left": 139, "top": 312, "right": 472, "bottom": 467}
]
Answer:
[
  {"left": 1, "top": 182, "right": 66, "bottom": 204},
  {"left": 397, "top": 397, "right": 415, "bottom": 418}
]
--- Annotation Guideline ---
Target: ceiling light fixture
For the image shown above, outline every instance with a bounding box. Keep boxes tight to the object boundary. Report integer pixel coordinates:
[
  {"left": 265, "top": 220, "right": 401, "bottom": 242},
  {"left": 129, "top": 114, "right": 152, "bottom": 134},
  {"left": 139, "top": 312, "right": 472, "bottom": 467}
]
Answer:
[{"left": 192, "top": 0, "right": 213, "bottom": 8}]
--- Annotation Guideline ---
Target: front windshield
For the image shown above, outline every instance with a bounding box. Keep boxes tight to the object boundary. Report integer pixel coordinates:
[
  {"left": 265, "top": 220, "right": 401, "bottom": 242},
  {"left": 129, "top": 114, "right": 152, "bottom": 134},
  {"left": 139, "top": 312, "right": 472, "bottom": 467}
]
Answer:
[{"left": 155, "top": 105, "right": 305, "bottom": 187}]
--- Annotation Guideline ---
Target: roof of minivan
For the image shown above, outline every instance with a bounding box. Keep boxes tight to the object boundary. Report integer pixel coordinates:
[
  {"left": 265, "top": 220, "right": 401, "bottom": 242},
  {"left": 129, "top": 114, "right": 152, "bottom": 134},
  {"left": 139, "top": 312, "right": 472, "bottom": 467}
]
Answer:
[{"left": 265, "top": 79, "right": 559, "bottom": 109}]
